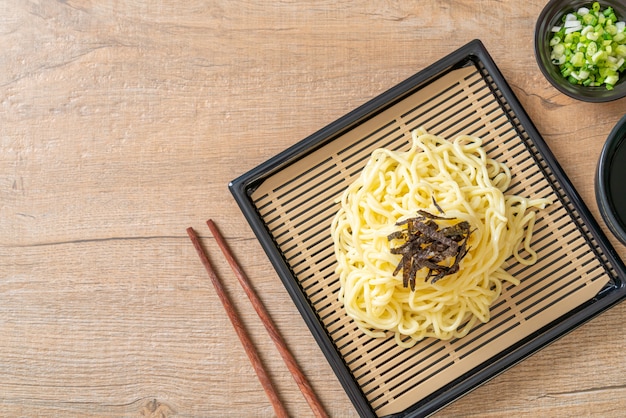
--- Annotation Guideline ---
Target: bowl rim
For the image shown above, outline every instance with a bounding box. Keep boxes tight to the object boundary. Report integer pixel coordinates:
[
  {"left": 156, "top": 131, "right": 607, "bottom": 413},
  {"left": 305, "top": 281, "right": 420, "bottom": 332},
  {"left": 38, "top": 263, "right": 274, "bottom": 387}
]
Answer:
[
  {"left": 596, "top": 113, "right": 626, "bottom": 245},
  {"left": 534, "top": 0, "right": 626, "bottom": 103}
]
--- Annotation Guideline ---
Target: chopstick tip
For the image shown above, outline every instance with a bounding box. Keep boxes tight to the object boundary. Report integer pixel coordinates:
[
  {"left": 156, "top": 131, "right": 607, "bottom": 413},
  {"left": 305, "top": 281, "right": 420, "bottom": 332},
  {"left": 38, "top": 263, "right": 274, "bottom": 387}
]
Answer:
[{"left": 206, "top": 219, "right": 219, "bottom": 235}]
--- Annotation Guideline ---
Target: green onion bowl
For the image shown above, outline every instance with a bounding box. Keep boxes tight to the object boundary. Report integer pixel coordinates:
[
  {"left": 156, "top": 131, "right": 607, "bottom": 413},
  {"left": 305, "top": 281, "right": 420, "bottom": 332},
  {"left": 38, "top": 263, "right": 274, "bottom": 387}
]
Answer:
[{"left": 535, "top": 0, "right": 626, "bottom": 102}]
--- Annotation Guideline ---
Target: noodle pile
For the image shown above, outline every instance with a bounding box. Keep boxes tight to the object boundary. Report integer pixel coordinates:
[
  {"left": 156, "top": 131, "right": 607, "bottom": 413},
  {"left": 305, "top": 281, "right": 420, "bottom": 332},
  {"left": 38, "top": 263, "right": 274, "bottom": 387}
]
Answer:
[{"left": 330, "top": 128, "right": 550, "bottom": 347}]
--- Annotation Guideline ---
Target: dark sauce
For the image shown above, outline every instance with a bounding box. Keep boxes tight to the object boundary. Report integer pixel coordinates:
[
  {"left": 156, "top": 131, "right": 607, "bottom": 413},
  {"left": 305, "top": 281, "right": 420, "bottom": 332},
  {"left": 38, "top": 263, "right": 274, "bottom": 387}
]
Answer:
[{"left": 608, "top": 138, "right": 626, "bottom": 230}]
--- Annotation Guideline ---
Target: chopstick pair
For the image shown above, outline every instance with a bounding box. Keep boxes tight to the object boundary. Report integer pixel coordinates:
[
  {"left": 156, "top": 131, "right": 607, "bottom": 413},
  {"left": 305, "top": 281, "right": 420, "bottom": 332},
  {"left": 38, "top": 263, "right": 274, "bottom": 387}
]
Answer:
[{"left": 187, "top": 220, "right": 328, "bottom": 418}]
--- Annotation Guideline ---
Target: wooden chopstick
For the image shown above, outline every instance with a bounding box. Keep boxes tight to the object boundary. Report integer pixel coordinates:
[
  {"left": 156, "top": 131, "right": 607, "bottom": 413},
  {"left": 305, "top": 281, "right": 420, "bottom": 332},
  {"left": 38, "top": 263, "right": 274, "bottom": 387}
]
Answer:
[
  {"left": 186, "top": 227, "right": 289, "bottom": 418},
  {"left": 206, "top": 219, "right": 329, "bottom": 418}
]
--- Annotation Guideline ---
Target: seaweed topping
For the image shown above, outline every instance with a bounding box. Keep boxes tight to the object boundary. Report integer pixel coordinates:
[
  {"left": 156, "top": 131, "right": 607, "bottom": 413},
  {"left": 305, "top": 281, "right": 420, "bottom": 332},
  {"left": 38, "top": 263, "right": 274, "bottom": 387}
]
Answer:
[{"left": 387, "top": 210, "right": 472, "bottom": 290}]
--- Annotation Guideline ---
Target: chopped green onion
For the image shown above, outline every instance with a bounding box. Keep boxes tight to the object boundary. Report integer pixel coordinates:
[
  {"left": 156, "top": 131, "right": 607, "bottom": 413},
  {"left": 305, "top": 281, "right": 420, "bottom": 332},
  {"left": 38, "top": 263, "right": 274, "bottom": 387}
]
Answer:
[{"left": 549, "top": 2, "right": 626, "bottom": 90}]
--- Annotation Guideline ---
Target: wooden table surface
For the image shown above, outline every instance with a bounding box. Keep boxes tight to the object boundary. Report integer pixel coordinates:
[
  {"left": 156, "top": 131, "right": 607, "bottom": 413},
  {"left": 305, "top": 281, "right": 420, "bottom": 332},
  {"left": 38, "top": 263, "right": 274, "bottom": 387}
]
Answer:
[{"left": 2, "top": 1, "right": 626, "bottom": 417}]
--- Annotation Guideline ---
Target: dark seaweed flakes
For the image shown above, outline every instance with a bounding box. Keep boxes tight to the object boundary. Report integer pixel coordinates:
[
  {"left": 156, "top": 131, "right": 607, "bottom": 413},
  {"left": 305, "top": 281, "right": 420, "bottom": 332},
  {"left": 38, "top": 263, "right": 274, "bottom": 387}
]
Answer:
[{"left": 387, "top": 210, "right": 472, "bottom": 291}]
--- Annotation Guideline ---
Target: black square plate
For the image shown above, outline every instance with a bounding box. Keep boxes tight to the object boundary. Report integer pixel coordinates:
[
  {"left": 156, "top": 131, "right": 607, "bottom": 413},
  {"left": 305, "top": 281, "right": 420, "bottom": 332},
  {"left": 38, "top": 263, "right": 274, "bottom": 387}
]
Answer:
[{"left": 229, "top": 40, "right": 626, "bottom": 417}]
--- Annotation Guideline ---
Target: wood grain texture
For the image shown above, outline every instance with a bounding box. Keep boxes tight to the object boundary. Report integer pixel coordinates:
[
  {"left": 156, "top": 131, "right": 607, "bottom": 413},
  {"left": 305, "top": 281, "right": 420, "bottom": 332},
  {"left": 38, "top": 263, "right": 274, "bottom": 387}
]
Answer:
[{"left": 1, "top": 1, "right": 625, "bottom": 417}]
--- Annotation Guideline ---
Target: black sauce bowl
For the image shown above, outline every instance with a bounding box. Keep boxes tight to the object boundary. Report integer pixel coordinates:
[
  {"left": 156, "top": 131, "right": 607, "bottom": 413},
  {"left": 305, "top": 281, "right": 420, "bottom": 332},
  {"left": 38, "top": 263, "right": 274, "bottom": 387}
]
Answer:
[
  {"left": 535, "top": 0, "right": 626, "bottom": 102},
  {"left": 596, "top": 114, "right": 626, "bottom": 245}
]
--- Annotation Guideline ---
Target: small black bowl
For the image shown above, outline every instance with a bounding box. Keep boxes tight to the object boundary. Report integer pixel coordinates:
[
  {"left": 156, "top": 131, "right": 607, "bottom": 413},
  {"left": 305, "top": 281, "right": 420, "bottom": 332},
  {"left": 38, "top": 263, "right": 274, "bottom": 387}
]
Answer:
[
  {"left": 596, "top": 114, "right": 626, "bottom": 245},
  {"left": 535, "top": 0, "right": 626, "bottom": 102}
]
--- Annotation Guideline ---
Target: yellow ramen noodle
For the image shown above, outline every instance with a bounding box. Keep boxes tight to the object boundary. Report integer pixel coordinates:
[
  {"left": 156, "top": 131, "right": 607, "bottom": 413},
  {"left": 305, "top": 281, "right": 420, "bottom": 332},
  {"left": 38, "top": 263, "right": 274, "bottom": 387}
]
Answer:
[{"left": 331, "top": 128, "right": 550, "bottom": 347}]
